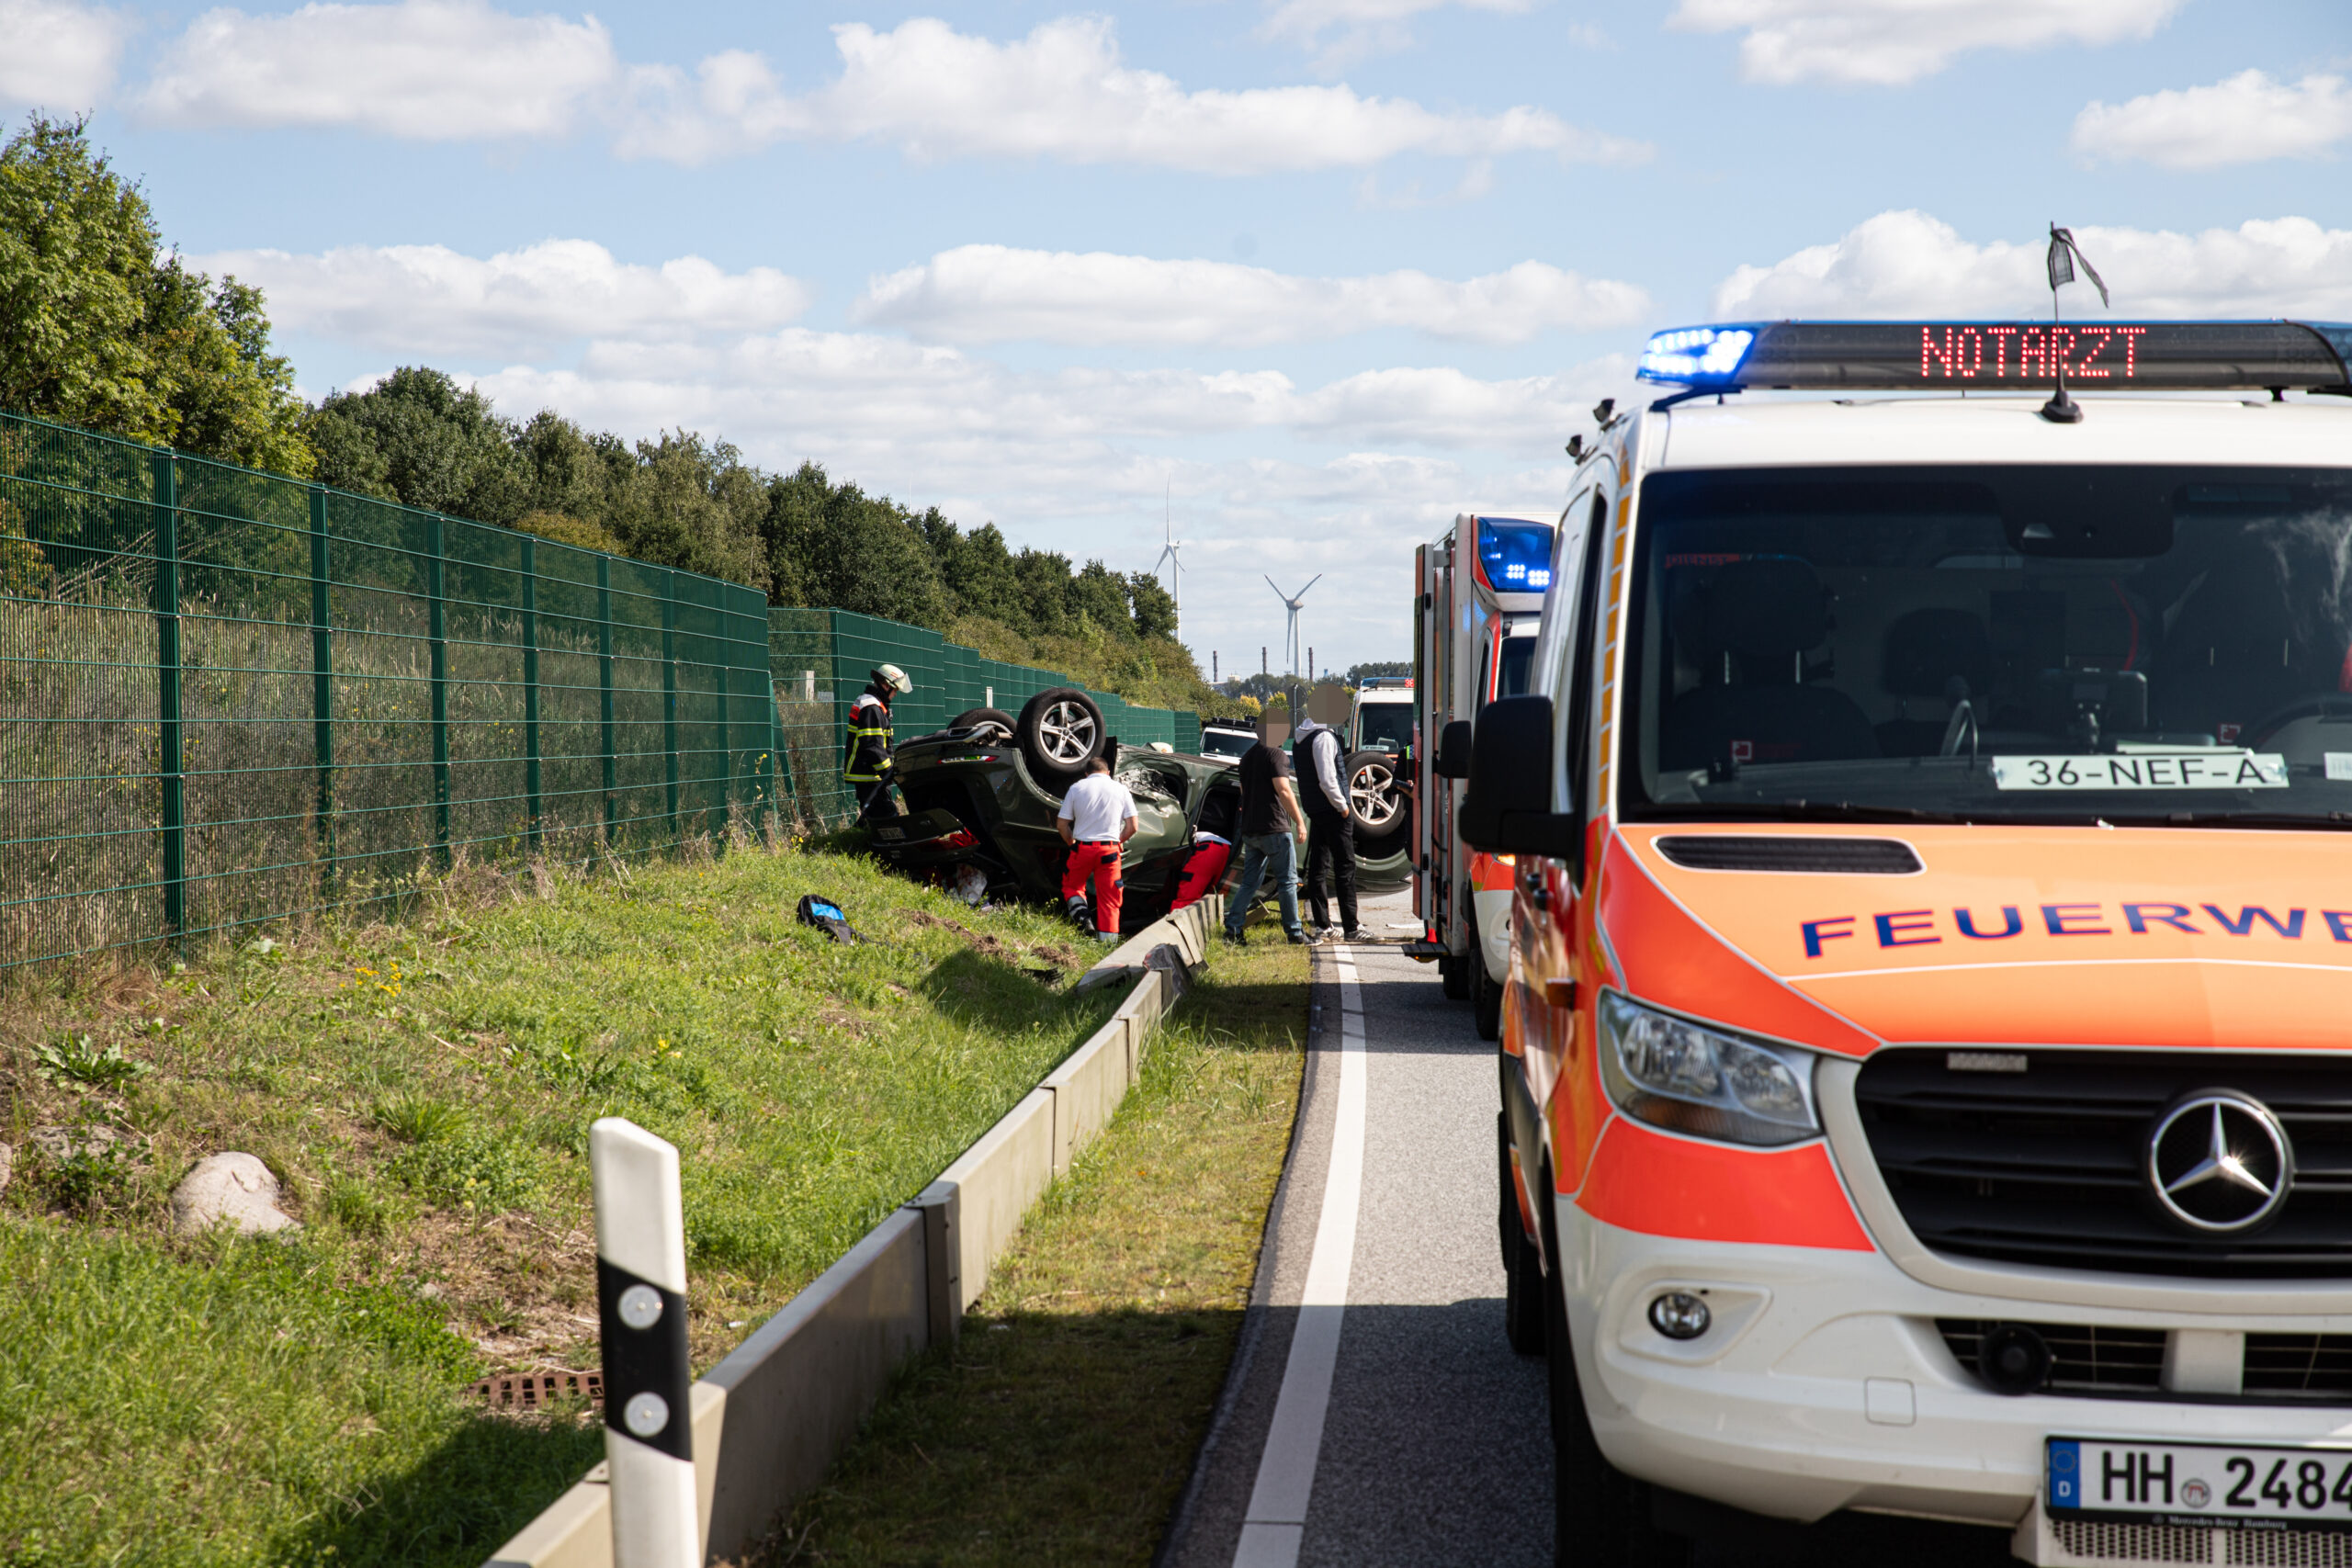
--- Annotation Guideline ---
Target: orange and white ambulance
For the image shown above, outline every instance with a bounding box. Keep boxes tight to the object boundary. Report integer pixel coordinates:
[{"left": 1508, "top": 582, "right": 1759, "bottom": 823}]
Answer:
[
  {"left": 1453, "top": 319, "right": 2352, "bottom": 1565},
  {"left": 1412, "top": 513, "right": 1553, "bottom": 1039}
]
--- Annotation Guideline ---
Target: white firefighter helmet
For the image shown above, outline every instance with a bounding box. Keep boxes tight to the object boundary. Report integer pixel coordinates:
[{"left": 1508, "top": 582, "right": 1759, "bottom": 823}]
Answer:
[{"left": 874, "top": 663, "right": 913, "bottom": 694}]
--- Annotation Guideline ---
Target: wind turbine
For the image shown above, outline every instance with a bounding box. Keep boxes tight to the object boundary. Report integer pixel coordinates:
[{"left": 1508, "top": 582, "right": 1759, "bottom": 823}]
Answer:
[
  {"left": 1153, "top": 483, "right": 1185, "bottom": 621},
  {"left": 1265, "top": 573, "right": 1320, "bottom": 683}
]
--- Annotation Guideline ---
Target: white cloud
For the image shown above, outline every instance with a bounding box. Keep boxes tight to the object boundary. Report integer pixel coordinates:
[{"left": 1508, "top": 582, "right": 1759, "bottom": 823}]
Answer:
[
  {"left": 850, "top": 246, "right": 1649, "bottom": 347},
  {"left": 140, "top": 0, "right": 617, "bottom": 138},
  {"left": 1668, "top": 0, "right": 2183, "bottom": 85},
  {"left": 126, "top": 6, "right": 1641, "bottom": 172},
  {"left": 478, "top": 330, "right": 1621, "bottom": 455},
  {"left": 0, "top": 0, "right": 130, "bottom": 109},
  {"left": 191, "top": 240, "right": 810, "bottom": 357},
  {"left": 2073, "top": 70, "right": 2352, "bottom": 169},
  {"left": 1258, "top": 0, "right": 1532, "bottom": 73},
  {"left": 1711, "top": 209, "right": 2352, "bottom": 321},
  {"left": 455, "top": 335, "right": 1611, "bottom": 664},
  {"left": 617, "top": 15, "right": 1647, "bottom": 171}
]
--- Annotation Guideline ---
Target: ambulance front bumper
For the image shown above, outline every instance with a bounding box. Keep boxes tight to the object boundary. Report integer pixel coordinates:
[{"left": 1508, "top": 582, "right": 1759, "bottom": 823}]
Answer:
[{"left": 1558, "top": 1207, "right": 2352, "bottom": 1551}]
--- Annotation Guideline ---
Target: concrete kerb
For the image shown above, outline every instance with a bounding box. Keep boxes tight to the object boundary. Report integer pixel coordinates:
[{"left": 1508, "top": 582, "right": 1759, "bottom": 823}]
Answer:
[
  {"left": 1075, "top": 895, "right": 1222, "bottom": 994},
  {"left": 484, "top": 897, "right": 1219, "bottom": 1568}
]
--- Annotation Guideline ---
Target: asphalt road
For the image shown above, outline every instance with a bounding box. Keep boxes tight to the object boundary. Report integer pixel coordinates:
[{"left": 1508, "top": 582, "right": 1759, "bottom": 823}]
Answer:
[
  {"left": 1161, "top": 907, "right": 1555, "bottom": 1568},
  {"left": 1160, "top": 887, "right": 2019, "bottom": 1568}
]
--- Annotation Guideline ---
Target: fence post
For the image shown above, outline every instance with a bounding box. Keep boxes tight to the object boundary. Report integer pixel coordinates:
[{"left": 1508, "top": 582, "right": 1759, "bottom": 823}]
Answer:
[
  {"left": 598, "top": 556, "right": 616, "bottom": 849},
  {"left": 714, "top": 660, "right": 730, "bottom": 843},
  {"left": 152, "top": 452, "right": 185, "bottom": 940},
  {"left": 520, "top": 536, "right": 541, "bottom": 855},
  {"left": 661, "top": 572, "right": 679, "bottom": 843},
  {"left": 426, "top": 513, "right": 451, "bottom": 870},
  {"left": 763, "top": 675, "right": 782, "bottom": 836},
  {"left": 309, "top": 488, "right": 334, "bottom": 896},
  {"left": 590, "top": 1117, "right": 698, "bottom": 1568}
]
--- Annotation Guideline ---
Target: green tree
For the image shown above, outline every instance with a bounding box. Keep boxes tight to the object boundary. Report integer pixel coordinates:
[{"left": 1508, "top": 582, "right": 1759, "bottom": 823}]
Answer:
[
  {"left": 1012, "top": 547, "right": 1074, "bottom": 635},
  {"left": 610, "top": 430, "right": 768, "bottom": 590},
  {"left": 764, "top": 467, "right": 946, "bottom": 626},
  {"left": 0, "top": 115, "right": 310, "bottom": 473},
  {"left": 303, "top": 367, "right": 526, "bottom": 519},
  {"left": 1069, "top": 559, "right": 1132, "bottom": 637},
  {"left": 1127, "top": 570, "right": 1177, "bottom": 638}
]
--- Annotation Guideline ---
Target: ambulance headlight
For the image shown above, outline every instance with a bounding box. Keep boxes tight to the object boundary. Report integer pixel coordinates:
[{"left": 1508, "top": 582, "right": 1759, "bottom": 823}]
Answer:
[{"left": 1596, "top": 991, "right": 1819, "bottom": 1145}]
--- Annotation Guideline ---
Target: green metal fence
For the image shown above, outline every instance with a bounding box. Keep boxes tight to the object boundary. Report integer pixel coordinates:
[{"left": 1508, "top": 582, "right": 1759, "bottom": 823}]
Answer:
[
  {"left": 0, "top": 410, "right": 776, "bottom": 972},
  {"left": 792, "top": 610, "right": 1203, "bottom": 812}
]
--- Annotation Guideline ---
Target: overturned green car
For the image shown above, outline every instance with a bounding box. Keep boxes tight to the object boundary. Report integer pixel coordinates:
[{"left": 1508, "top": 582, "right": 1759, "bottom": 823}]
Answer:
[{"left": 865, "top": 687, "right": 1410, "bottom": 932}]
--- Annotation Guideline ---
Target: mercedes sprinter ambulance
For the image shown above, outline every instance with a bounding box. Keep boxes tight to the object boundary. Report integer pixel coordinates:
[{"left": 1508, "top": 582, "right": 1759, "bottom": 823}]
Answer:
[{"left": 1453, "top": 320, "right": 2352, "bottom": 1567}]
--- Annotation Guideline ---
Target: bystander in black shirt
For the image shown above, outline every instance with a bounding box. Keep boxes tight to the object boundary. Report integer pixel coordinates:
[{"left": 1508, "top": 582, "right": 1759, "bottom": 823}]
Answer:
[{"left": 1238, "top": 740, "right": 1294, "bottom": 838}]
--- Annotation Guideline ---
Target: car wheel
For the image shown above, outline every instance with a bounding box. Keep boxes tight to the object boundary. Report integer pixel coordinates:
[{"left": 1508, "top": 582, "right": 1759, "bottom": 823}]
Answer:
[
  {"left": 1016, "top": 687, "right": 1106, "bottom": 788},
  {"left": 1440, "top": 952, "right": 1470, "bottom": 999},
  {"left": 1342, "top": 750, "right": 1404, "bottom": 835},
  {"left": 1473, "top": 952, "right": 1502, "bottom": 1042},
  {"left": 953, "top": 706, "right": 1015, "bottom": 742},
  {"left": 1500, "top": 1112, "right": 1546, "bottom": 1357}
]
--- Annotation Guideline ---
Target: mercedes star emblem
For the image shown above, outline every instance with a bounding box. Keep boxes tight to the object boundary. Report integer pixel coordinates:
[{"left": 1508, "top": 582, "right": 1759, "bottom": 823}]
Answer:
[{"left": 2144, "top": 1091, "right": 2293, "bottom": 1235}]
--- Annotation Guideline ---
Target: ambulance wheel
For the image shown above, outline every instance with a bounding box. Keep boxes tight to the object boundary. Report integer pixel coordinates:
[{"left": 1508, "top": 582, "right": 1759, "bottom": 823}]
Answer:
[
  {"left": 1441, "top": 953, "right": 1470, "bottom": 999},
  {"left": 1500, "top": 1114, "right": 1546, "bottom": 1357},
  {"left": 1544, "top": 1160, "right": 1688, "bottom": 1566},
  {"left": 1472, "top": 955, "right": 1502, "bottom": 1042}
]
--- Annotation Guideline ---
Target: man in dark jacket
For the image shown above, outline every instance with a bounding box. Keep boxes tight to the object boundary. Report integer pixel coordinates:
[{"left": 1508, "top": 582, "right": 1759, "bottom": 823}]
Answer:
[
  {"left": 1220, "top": 714, "right": 1309, "bottom": 946},
  {"left": 846, "top": 663, "right": 912, "bottom": 820},
  {"left": 1295, "top": 716, "right": 1368, "bottom": 942}
]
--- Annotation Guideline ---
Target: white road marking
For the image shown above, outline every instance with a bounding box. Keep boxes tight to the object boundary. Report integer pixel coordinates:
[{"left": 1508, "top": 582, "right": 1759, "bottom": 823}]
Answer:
[{"left": 1234, "top": 954, "right": 1366, "bottom": 1568}]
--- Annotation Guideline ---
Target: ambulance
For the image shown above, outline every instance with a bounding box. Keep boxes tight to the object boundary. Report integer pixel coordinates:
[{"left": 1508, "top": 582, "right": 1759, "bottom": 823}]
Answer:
[
  {"left": 1450, "top": 319, "right": 2352, "bottom": 1565},
  {"left": 1412, "top": 513, "right": 1555, "bottom": 1039}
]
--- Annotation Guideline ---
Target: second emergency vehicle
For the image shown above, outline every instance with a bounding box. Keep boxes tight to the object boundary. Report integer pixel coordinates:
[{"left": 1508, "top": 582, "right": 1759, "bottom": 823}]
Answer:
[
  {"left": 1412, "top": 513, "right": 1554, "bottom": 1039},
  {"left": 1457, "top": 317, "right": 2352, "bottom": 1566}
]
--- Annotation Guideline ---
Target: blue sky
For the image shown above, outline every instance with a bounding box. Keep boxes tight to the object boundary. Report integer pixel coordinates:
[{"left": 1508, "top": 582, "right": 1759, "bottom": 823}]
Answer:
[{"left": 6, "top": 0, "right": 2348, "bottom": 672}]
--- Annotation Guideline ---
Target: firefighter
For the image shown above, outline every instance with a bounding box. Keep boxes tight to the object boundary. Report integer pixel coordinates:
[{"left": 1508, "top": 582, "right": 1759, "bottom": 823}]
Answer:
[{"left": 846, "top": 664, "right": 913, "bottom": 820}]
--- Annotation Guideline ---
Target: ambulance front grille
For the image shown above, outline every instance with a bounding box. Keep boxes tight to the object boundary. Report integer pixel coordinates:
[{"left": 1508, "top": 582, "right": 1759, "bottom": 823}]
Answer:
[
  {"left": 1937, "top": 1320, "right": 2165, "bottom": 1393},
  {"left": 1854, "top": 1048, "right": 2352, "bottom": 1280}
]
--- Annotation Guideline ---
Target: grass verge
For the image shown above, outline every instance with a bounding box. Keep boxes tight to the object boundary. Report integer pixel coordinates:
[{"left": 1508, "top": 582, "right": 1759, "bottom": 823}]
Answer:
[
  {"left": 0, "top": 844, "right": 1115, "bottom": 1567},
  {"left": 749, "top": 932, "right": 1311, "bottom": 1567}
]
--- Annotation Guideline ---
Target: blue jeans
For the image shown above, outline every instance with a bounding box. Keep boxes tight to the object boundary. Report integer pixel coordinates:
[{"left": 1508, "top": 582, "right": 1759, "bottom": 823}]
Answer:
[{"left": 1225, "top": 830, "right": 1302, "bottom": 940}]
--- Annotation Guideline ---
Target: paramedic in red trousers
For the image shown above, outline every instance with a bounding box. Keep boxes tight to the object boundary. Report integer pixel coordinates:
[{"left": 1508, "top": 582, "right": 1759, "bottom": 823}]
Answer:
[
  {"left": 1057, "top": 756, "right": 1137, "bottom": 942},
  {"left": 1220, "top": 714, "right": 1309, "bottom": 946},
  {"left": 845, "top": 664, "right": 912, "bottom": 821},
  {"left": 1293, "top": 715, "right": 1370, "bottom": 943}
]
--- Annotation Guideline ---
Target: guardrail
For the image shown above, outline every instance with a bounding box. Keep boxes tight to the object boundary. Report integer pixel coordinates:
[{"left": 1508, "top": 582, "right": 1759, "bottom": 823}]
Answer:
[{"left": 484, "top": 896, "right": 1225, "bottom": 1567}]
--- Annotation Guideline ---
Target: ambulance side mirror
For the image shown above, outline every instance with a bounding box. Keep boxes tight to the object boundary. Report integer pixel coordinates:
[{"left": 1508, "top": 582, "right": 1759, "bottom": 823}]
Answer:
[
  {"left": 1433, "top": 721, "right": 1473, "bottom": 779},
  {"left": 1458, "top": 696, "right": 1577, "bottom": 857}
]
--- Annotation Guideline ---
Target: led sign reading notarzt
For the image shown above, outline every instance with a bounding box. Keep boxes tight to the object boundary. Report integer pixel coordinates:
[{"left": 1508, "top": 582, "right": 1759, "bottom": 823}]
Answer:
[
  {"left": 1917, "top": 324, "right": 2145, "bottom": 380},
  {"left": 1635, "top": 320, "right": 2352, "bottom": 393}
]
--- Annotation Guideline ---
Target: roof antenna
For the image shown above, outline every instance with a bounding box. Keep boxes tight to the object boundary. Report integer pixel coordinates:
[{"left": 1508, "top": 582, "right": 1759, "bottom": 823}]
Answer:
[{"left": 2040, "top": 223, "right": 2109, "bottom": 425}]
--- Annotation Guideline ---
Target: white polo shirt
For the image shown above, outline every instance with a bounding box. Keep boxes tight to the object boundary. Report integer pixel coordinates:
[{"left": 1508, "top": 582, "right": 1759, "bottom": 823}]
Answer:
[{"left": 1057, "top": 772, "right": 1138, "bottom": 843}]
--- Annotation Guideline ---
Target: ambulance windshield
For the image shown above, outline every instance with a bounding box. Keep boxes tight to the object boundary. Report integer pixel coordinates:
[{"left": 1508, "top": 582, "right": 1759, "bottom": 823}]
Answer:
[{"left": 1621, "top": 465, "right": 2352, "bottom": 826}]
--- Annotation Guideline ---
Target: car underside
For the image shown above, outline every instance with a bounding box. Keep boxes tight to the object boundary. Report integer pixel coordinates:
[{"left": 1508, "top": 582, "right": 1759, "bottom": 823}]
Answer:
[{"left": 868, "top": 719, "right": 1413, "bottom": 933}]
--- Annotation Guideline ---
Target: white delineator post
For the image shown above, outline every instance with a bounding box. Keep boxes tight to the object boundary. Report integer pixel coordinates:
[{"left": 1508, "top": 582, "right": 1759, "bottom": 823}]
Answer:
[{"left": 591, "top": 1118, "right": 698, "bottom": 1568}]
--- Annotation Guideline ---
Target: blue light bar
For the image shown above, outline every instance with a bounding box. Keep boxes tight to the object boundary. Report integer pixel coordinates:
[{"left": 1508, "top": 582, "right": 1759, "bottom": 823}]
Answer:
[
  {"left": 1630, "top": 320, "right": 2351, "bottom": 392},
  {"left": 1476, "top": 517, "right": 1554, "bottom": 594},
  {"left": 1637, "top": 325, "right": 1758, "bottom": 386}
]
